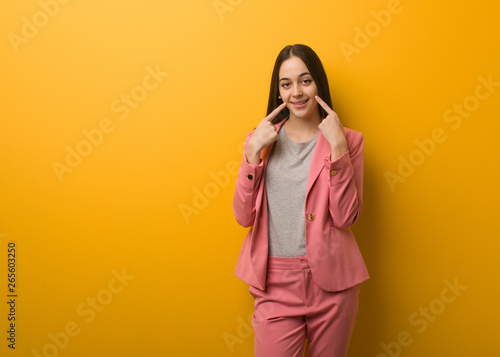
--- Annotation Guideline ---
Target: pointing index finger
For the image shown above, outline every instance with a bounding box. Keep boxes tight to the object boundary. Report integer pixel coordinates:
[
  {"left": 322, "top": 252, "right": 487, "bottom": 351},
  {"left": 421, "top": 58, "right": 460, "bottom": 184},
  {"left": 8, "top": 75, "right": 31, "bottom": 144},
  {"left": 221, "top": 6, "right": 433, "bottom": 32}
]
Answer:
[
  {"left": 315, "top": 95, "right": 334, "bottom": 115},
  {"left": 264, "top": 102, "right": 287, "bottom": 121}
]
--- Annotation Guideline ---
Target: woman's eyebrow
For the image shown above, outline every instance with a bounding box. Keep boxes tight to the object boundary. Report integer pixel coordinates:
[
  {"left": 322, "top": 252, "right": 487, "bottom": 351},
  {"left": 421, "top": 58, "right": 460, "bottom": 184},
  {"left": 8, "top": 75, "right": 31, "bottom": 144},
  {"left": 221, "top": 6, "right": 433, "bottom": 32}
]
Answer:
[{"left": 279, "top": 72, "right": 311, "bottom": 81}]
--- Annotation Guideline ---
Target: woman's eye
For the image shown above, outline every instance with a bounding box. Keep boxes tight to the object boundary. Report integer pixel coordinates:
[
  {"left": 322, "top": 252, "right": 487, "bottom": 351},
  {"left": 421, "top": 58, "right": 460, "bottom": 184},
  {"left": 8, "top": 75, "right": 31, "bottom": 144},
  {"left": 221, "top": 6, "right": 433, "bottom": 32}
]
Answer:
[
  {"left": 281, "top": 83, "right": 290, "bottom": 88},
  {"left": 302, "top": 79, "right": 312, "bottom": 85}
]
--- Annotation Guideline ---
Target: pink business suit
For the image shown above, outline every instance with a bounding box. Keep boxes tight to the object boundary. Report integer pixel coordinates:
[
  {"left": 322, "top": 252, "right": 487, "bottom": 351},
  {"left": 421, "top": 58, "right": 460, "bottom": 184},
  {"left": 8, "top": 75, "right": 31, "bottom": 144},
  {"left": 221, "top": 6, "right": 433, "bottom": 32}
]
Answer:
[
  {"left": 233, "top": 118, "right": 369, "bottom": 292},
  {"left": 233, "top": 118, "right": 369, "bottom": 356}
]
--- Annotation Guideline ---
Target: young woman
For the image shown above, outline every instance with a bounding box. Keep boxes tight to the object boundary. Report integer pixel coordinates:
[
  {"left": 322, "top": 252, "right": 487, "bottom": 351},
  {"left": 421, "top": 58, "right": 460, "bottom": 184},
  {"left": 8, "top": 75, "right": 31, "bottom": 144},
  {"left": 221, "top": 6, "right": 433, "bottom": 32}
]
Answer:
[{"left": 232, "top": 44, "right": 369, "bottom": 357}]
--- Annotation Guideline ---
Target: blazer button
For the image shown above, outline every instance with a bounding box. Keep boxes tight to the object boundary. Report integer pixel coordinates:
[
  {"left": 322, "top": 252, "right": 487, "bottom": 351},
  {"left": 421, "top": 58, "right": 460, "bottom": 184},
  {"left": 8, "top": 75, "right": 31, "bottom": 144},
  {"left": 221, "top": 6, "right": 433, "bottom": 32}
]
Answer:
[
  {"left": 247, "top": 174, "right": 253, "bottom": 180},
  {"left": 308, "top": 213, "right": 315, "bottom": 221},
  {"left": 330, "top": 169, "right": 338, "bottom": 176}
]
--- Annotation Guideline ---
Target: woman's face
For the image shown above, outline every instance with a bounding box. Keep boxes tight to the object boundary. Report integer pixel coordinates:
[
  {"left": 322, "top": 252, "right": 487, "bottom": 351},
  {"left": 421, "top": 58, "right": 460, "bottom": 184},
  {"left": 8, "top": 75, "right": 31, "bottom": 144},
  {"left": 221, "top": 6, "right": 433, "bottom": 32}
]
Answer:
[{"left": 278, "top": 56, "right": 320, "bottom": 121}]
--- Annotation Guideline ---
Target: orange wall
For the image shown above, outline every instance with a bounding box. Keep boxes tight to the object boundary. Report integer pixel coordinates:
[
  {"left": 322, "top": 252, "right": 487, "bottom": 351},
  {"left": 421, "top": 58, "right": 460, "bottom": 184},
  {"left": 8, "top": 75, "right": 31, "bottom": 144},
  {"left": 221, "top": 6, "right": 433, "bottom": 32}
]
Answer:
[{"left": 1, "top": 0, "right": 499, "bottom": 356}]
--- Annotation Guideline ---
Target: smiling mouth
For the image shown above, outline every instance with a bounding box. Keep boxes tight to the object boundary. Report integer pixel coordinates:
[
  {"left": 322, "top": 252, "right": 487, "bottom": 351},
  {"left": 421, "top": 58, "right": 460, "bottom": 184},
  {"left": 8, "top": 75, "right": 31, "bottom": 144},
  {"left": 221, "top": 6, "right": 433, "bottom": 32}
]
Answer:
[{"left": 291, "top": 99, "right": 308, "bottom": 106}]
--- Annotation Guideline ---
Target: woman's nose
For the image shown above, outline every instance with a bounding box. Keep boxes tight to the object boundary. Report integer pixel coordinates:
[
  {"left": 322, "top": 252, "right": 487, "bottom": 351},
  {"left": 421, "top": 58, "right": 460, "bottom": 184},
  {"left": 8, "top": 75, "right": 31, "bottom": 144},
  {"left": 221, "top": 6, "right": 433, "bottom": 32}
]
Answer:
[{"left": 292, "top": 84, "right": 302, "bottom": 96}]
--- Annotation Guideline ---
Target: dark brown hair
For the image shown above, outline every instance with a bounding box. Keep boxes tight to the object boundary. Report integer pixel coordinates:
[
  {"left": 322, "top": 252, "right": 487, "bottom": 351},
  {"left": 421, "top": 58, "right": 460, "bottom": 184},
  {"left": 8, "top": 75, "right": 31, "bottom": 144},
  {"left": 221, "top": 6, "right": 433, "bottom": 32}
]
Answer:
[{"left": 267, "top": 44, "right": 333, "bottom": 124}]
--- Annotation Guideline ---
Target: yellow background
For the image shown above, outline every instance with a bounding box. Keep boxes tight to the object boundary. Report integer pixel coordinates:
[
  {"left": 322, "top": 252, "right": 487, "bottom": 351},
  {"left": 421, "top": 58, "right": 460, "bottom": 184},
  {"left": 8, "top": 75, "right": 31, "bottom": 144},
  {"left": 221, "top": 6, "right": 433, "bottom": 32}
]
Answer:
[{"left": 1, "top": 0, "right": 499, "bottom": 356}]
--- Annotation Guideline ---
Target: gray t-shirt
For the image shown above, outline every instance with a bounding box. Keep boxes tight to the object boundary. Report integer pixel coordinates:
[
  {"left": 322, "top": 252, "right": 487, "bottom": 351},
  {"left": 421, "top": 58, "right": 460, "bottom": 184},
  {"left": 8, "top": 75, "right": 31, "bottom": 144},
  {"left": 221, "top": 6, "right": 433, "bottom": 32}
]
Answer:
[{"left": 266, "top": 125, "right": 318, "bottom": 257}]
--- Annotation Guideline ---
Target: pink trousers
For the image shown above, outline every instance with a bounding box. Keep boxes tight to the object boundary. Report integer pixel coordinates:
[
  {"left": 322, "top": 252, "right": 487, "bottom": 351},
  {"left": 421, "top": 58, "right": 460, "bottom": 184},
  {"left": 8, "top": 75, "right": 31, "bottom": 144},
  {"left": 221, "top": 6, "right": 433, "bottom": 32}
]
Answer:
[{"left": 249, "top": 255, "right": 360, "bottom": 357}]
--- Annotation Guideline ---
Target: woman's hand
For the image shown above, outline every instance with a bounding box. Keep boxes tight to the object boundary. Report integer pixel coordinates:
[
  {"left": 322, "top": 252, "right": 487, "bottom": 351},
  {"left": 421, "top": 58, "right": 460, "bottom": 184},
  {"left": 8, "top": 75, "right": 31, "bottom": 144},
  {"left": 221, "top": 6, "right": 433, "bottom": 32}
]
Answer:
[
  {"left": 315, "top": 96, "right": 349, "bottom": 161},
  {"left": 246, "top": 103, "right": 287, "bottom": 165}
]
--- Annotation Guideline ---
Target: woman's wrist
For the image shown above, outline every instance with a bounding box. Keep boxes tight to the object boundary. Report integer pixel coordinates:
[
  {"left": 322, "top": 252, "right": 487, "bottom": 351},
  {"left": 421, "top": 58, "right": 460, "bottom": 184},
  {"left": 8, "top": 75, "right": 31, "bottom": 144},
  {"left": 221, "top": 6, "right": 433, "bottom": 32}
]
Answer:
[
  {"left": 245, "top": 143, "right": 262, "bottom": 165},
  {"left": 328, "top": 139, "right": 348, "bottom": 161}
]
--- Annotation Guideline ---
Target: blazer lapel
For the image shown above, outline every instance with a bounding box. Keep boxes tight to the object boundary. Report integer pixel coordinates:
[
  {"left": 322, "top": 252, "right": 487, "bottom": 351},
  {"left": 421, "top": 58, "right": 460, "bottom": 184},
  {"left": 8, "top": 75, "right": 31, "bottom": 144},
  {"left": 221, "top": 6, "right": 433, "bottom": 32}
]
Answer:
[
  {"left": 249, "top": 119, "right": 288, "bottom": 288},
  {"left": 306, "top": 131, "right": 331, "bottom": 195}
]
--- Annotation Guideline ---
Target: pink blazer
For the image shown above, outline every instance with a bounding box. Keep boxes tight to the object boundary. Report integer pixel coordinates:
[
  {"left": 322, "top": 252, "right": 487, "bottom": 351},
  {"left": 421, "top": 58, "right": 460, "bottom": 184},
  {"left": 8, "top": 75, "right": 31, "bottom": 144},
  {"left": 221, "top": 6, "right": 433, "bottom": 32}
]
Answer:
[{"left": 233, "top": 118, "right": 369, "bottom": 292}]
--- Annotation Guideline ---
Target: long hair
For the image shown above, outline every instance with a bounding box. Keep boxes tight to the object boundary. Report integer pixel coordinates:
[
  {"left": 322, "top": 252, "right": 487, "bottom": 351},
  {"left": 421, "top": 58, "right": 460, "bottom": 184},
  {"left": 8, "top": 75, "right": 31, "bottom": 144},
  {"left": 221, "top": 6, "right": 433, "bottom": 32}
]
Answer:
[{"left": 267, "top": 44, "right": 333, "bottom": 124}]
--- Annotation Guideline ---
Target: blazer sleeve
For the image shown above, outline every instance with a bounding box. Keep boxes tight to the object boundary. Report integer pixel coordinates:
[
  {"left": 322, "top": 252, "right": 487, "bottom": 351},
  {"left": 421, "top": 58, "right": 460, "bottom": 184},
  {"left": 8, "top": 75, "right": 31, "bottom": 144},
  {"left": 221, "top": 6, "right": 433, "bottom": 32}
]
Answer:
[
  {"left": 325, "top": 131, "right": 364, "bottom": 229},
  {"left": 232, "top": 131, "right": 265, "bottom": 228}
]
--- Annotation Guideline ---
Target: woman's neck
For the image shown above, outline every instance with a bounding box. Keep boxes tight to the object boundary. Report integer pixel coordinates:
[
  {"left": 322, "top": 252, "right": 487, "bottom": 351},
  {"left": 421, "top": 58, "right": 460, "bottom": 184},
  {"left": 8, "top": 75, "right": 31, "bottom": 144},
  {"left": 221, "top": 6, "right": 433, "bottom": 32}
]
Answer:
[{"left": 284, "top": 112, "right": 321, "bottom": 143}]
